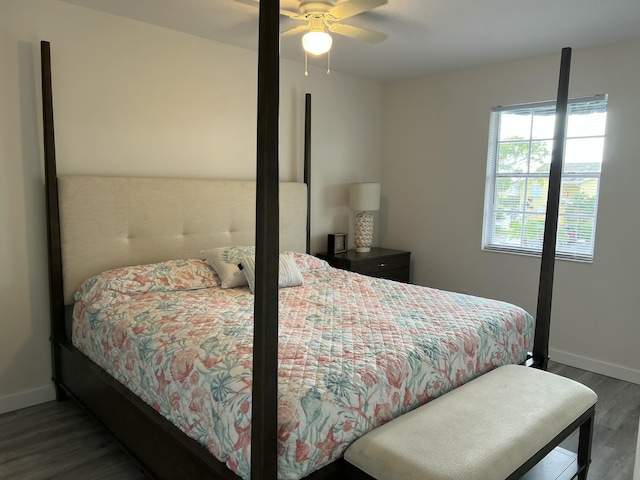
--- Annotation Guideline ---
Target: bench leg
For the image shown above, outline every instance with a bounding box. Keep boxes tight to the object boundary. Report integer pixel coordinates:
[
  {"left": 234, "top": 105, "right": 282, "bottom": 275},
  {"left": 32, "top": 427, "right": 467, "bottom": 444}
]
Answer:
[{"left": 577, "top": 413, "right": 594, "bottom": 479}]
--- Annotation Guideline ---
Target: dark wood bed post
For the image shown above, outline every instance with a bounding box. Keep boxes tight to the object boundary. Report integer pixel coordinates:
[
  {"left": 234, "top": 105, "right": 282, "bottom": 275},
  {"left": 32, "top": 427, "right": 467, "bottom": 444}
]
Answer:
[
  {"left": 304, "top": 93, "right": 312, "bottom": 255},
  {"left": 252, "top": 0, "right": 280, "bottom": 478},
  {"left": 533, "top": 47, "right": 572, "bottom": 370},
  {"left": 40, "top": 34, "right": 316, "bottom": 480},
  {"left": 41, "top": 40, "right": 66, "bottom": 401}
]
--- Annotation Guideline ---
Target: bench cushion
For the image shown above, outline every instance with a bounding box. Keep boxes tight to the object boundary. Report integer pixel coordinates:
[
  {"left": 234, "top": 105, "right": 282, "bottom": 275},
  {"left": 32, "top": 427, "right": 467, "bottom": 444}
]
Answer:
[{"left": 344, "top": 364, "right": 597, "bottom": 480}]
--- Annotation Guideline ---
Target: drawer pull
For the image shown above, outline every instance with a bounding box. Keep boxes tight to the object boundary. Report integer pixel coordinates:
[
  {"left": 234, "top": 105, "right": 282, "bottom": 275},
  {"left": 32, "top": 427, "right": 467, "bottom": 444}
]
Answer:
[{"left": 378, "top": 263, "right": 387, "bottom": 267}]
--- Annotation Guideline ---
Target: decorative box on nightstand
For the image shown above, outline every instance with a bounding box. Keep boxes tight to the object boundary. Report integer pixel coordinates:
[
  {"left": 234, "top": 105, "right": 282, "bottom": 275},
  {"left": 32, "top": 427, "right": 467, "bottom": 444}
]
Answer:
[{"left": 316, "top": 247, "right": 411, "bottom": 283}]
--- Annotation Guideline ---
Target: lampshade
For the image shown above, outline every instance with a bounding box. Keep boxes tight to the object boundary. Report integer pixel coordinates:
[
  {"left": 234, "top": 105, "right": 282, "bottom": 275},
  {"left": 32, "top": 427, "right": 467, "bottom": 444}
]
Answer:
[
  {"left": 302, "top": 31, "right": 333, "bottom": 56},
  {"left": 350, "top": 183, "right": 381, "bottom": 212}
]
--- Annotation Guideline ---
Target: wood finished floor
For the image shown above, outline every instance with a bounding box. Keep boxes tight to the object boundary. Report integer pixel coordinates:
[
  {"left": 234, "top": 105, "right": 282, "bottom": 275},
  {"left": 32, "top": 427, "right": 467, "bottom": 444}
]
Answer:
[
  {"left": 550, "top": 362, "right": 640, "bottom": 479},
  {"left": 1, "top": 361, "right": 638, "bottom": 479}
]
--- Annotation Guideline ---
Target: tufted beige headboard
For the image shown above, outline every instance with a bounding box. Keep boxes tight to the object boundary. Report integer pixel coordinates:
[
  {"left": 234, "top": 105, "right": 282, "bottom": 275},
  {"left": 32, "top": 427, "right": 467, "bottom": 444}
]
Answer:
[{"left": 58, "top": 176, "right": 307, "bottom": 304}]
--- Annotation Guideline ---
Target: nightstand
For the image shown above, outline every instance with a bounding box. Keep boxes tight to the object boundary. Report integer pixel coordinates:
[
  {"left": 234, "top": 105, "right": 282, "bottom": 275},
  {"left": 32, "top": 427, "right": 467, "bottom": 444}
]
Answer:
[{"left": 316, "top": 247, "right": 410, "bottom": 283}]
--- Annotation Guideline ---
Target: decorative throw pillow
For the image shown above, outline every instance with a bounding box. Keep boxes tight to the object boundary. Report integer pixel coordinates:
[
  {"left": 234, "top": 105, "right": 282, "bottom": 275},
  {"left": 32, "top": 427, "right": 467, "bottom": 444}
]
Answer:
[
  {"left": 239, "top": 252, "right": 304, "bottom": 294},
  {"left": 75, "top": 259, "right": 220, "bottom": 304},
  {"left": 201, "top": 246, "right": 255, "bottom": 289}
]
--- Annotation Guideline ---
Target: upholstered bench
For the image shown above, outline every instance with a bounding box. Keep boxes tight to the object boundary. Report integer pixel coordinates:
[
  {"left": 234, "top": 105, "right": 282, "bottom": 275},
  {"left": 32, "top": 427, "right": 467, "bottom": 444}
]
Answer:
[{"left": 345, "top": 365, "right": 597, "bottom": 480}]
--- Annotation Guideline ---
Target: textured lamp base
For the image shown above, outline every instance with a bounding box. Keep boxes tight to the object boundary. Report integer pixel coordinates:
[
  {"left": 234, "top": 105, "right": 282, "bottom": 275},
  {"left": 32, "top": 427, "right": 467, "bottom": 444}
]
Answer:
[{"left": 354, "top": 212, "right": 374, "bottom": 253}]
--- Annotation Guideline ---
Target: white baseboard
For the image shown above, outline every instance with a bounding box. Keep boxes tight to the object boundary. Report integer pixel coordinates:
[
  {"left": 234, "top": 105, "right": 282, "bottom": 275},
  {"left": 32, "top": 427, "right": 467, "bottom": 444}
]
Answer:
[
  {"left": 550, "top": 348, "right": 640, "bottom": 385},
  {"left": 0, "top": 385, "right": 56, "bottom": 415}
]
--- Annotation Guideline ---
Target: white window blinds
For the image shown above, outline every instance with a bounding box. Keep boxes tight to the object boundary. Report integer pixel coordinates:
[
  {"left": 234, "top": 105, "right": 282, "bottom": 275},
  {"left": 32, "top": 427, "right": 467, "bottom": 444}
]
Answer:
[{"left": 482, "top": 95, "right": 607, "bottom": 261}]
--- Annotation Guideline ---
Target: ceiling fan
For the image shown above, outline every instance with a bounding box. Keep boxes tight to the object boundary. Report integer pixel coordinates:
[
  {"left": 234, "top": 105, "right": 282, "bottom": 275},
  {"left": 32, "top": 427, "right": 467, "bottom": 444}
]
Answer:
[{"left": 235, "top": 0, "right": 388, "bottom": 56}]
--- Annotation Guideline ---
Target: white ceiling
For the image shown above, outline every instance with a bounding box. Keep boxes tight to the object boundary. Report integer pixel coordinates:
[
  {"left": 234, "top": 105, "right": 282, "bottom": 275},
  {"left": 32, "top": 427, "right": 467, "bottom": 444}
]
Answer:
[{"left": 60, "top": 0, "right": 640, "bottom": 83}]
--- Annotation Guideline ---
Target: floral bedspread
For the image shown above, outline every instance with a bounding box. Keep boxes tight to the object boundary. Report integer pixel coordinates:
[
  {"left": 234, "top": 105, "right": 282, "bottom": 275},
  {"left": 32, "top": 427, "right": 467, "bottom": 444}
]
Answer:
[{"left": 72, "top": 255, "right": 534, "bottom": 479}]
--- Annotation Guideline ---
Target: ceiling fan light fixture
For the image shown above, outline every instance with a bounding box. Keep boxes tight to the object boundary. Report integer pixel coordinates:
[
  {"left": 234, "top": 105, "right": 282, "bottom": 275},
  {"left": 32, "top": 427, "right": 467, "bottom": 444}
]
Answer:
[{"left": 302, "top": 30, "right": 332, "bottom": 56}]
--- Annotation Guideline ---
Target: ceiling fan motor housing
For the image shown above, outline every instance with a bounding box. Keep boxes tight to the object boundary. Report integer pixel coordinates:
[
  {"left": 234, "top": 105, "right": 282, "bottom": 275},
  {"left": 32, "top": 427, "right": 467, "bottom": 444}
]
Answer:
[{"left": 299, "top": 0, "right": 334, "bottom": 15}]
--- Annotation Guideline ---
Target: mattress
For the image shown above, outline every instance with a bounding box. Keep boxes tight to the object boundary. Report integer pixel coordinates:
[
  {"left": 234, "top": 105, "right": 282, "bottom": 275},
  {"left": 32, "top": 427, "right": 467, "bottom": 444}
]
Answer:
[{"left": 71, "top": 253, "right": 534, "bottom": 479}]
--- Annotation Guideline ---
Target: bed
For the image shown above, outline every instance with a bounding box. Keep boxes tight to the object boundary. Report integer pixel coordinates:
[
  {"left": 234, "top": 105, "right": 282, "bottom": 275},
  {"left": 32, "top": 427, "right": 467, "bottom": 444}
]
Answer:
[
  {"left": 41, "top": 5, "right": 559, "bottom": 476},
  {"left": 70, "top": 249, "right": 533, "bottom": 479},
  {"left": 47, "top": 172, "right": 534, "bottom": 479}
]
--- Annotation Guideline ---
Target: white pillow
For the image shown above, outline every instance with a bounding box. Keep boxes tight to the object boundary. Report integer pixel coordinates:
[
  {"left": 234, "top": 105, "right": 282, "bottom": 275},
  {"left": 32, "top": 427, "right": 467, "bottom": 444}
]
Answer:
[
  {"left": 239, "top": 252, "right": 304, "bottom": 294},
  {"left": 201, "top": 246, "right": 255, "bottom": 289}
]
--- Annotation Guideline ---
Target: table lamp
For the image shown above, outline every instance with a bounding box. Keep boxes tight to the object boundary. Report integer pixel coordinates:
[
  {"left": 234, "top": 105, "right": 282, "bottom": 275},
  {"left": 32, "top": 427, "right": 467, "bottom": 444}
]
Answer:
[{"left": 350, "top": 182, "right": 381, "bottom": 253}]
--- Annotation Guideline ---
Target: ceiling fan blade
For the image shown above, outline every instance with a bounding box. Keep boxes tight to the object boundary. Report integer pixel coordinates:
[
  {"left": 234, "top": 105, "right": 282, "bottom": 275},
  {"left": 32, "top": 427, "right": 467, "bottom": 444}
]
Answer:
[
  {"left": 281, "top": 24, "right": 310, "bottom": 38},
  {"left": 328, "top": 23, "right": 387, "bottom": 43},
  {"left": 233, "top": 0, "right": 303, "bottom": 19},
  {"left": 328, "top": 0, "right": 388, "bottom": 21},
  {"left": 279, "top": 9, "right": 305, "bottom": 19}
]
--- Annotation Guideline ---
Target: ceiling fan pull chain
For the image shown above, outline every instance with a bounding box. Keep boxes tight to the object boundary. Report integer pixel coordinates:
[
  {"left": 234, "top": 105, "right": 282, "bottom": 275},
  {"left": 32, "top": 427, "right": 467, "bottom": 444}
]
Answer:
[
  {"left": 327, "top": 49, "right": 331, "bottom": 75},
  {"left": 305, "top": 51, "right": 309, "bottom": 76}
]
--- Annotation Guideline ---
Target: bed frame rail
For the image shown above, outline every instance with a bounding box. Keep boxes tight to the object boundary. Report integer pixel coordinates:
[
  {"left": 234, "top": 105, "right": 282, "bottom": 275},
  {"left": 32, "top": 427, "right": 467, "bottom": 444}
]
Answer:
[
  {"left": 252, "top": 1, "right": 281, "bottom": 477},
  {"left": 532, "top": 47, "right": 572, "bottom": 370},
  {"left": 41, "top": 41, "right": 66, "bottom": 400}
]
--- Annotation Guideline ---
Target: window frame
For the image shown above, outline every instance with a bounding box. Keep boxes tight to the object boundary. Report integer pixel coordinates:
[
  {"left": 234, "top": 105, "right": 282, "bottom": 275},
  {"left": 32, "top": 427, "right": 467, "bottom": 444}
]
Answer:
[{"left": 482, "top": 94, "right": 607, "bottom": 262}]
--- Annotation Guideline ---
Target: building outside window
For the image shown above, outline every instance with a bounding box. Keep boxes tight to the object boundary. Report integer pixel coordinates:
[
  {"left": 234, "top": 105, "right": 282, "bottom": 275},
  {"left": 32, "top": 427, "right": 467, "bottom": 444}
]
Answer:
[{"left": 482, "top": 95, "right": 607, "bottom": 262}]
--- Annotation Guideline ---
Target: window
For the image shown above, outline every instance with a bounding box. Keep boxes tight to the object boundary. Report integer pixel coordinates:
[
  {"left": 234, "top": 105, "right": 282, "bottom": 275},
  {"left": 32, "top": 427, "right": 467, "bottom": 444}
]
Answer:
[{"left": 482, "top": 95, "right": 607, "bottom": 261}]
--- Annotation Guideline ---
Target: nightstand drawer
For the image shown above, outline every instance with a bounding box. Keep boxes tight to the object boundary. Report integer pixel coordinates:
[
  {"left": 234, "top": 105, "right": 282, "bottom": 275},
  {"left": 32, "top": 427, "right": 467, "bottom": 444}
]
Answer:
[
  {"left": 316, "top": 247, "right": 411, "bottom": 283},
  {"left": 349, "top": 254, "right": 410, "bottom": 275}
]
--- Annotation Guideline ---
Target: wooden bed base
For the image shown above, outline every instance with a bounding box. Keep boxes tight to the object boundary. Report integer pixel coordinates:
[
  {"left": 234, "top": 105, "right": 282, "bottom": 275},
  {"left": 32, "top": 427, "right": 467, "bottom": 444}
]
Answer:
[
  {"left": 56, "top": 326, "right": 370, "bottom": 479},
  {"left": 40, "top": 7, "right": 568, "bottom": 476}
]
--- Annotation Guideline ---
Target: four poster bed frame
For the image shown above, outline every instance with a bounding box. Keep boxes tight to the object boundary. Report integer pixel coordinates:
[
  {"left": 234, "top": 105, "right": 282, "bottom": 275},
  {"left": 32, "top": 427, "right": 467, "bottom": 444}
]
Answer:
[{"left": 40, "top": 2, "right": 570, "bottom": 475}]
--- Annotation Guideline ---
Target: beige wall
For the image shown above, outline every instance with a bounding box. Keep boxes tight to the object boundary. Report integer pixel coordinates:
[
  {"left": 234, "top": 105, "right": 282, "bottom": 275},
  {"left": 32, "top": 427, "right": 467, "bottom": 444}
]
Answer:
[
  {"left": 381, "top": 38, "right": 640, "bottom": 383},
  {"left": 0, "top": 0, "right": 383, "bottom": 412},
  {"left": 4, "top": 0, "right": 637, "bottom": 415}
]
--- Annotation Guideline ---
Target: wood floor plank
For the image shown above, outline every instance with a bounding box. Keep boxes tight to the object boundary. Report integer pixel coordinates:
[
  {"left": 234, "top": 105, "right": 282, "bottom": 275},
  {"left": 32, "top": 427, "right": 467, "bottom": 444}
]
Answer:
[
  {"left": 1, "top": 361, "right": 638, "bottom": 479},
  {"left": 550, "top": 361, "right": 640, "bottom": 480},
  {"left": 0, "top": 401, "right": 146, "bottom": 479}
]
